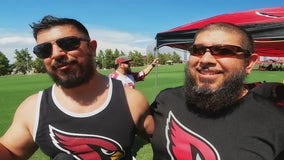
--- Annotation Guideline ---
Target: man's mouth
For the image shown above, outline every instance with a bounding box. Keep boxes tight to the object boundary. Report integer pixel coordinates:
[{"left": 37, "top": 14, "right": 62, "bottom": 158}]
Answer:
[{"left": 52, "top": 60, "right": 77, "bottom": 70}]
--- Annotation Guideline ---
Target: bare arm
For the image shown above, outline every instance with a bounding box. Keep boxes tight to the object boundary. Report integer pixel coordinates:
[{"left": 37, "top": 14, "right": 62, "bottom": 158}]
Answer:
[
  {"left": 141, "top": 58, "right": 159, "bottom": 76},
  {"left": 0, "top": 94, "right": 39, "bottom": 160},
  {"left": 137, "top": 110, "right": 155, "bottom": 141},
  {"left": 124, "top": 87, "right": 154, "bottom": 141},
  {"left": 0, "top": 143, "right": 14, "bottom": 160}
]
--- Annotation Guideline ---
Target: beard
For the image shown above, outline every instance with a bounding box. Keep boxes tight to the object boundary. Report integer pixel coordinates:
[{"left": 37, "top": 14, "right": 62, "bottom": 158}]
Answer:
[
  {"left": 184, "top": 65, "right": 246, "bottom": 113},
  {"left": 47, "top": 53, "right": 95, "bottom": 89},
  {"left": 125, "top": 67, "right": 132, "bottom": 74}
]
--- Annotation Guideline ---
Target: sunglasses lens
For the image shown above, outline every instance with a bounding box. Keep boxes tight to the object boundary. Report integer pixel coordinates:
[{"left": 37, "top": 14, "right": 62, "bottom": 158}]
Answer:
[
  {"left": 33, "top": 37, "right": 88, "bottom": 59},
  {"left": 189, "top": 45, "right": 205, "bottom": 56},
  {"left": 190, "top": 44, "right": 248, "bottom": 57},
  {"left": 33, "top": 42, "right": 52, "bottom": 58},
  {"left": 56, "top": 37, "right": 81, "bottom": 51},
  {"left": 212, "top": 46, "right": 238, "bottom": 55}
]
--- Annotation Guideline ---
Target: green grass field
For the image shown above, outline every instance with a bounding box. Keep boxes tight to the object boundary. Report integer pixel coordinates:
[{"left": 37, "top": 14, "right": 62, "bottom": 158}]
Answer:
[{"left": 0, "top": 63, "right": 283, "bottom": 159}]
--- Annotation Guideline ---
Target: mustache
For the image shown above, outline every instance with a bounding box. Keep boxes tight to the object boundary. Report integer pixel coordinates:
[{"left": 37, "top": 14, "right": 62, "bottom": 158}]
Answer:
[
  {"left": 51, "top": 57, "right": 78, "bottom": 70},
  {"left": 196, "top": 66, "right": 223, "bottom": 74}
]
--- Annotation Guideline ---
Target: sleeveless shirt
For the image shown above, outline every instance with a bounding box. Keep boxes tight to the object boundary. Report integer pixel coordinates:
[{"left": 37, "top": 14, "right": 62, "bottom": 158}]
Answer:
[{"left": 33, "top": 78, "right": 135, "bottom": 160}]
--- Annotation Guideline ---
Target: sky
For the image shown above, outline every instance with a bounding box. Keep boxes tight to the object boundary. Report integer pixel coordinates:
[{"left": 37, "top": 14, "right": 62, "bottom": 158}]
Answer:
[{"left": 0, "top": 0, "right": 283, "bottom": 63}]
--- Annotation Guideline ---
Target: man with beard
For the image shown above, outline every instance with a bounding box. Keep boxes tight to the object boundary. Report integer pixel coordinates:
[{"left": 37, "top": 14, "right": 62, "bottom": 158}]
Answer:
[
  {"left": 150, "top": 22, "right": 284, "bottom": 159},
  {"left": 110, "top": 56, "right": 159, "bottom": 88},
  {"left": 0, "top": 15, "right": 154, "bottom": 160}
]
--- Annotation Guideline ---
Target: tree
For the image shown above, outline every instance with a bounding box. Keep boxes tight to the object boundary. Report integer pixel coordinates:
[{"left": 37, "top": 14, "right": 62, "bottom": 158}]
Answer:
[
  {"left": 164, "top": 53, "right": 172, "bottom": 62},
  {"left": 157, "top": 53, "right": 167, "bottom": 65},
  {"left": 146, "top": 53, "right": 155, "bottom": 65},
  {"left": 32, "top": 58, "right": 46, "bottom": 73},
  {"left": 96, "top": 50, "right": 105, "bottom": 69},
  {"left": 96, "top": 49, "right": 128, "bottom": 69},
  {"left": 0, "top": 51, "right": 10, "bottom": 75},
  {"left": 172, "top": 51, "right": 181, "bottom": 63},
  {"left": 113, "top": 49, "right": 120, "bottom": 59},
  {"left": 104, "top": 49, "right": 114, "bottom": 69},
  {"left": 128, "top": 50, "right": 144, "bottom": 67},
  {"left": 13, "top": 48, "right": 32, "bottom": 74}
]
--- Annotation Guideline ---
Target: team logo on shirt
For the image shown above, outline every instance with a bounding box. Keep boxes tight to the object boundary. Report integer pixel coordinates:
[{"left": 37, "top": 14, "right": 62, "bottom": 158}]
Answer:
[
  {"left": 166, "top": 111, "right": 220, "bottom": 160},
  {"left": 49, "top": 125, "right": 125, "bottom": 160}
]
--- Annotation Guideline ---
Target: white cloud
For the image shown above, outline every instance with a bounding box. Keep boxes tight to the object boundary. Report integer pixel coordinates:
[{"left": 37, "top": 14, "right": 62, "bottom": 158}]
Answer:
[
  {"left": 0, "top": 27, "right": 155, "bottom": 63},
  {"left": 0, "top": 36, "right": 34, "bottom": 45},
  {"left": 89, "top": 27, "right": 154, "bottom": 54},
  {"left": 0, "top": 35, "right": 36, "bottom": 63}
]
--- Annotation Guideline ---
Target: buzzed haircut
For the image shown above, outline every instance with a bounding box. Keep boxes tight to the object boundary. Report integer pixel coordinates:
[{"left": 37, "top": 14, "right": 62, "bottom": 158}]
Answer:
[{"left": 194, "top": 22, "right": 254, "bottom": 54}]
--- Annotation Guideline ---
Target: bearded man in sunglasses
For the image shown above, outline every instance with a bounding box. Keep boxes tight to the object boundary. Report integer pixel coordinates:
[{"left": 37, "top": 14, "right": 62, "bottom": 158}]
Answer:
[
  {"left": 110, "top": 56, "right": 159, "bottom": 89},
  {"left": 0, "top": 15, "right": 154, "bottom": 160},
  {"left": 150, "top": 22, "right": 284, "bottom": 159}
]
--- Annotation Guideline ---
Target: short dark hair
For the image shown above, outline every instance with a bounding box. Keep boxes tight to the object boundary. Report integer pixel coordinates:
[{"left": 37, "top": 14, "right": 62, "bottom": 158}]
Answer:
[
  {"left": 30, "top": 15, "right": 90, "bottom": 40},
  {"left": 194, "top": 22, "right": 254, "bottom": 54}
]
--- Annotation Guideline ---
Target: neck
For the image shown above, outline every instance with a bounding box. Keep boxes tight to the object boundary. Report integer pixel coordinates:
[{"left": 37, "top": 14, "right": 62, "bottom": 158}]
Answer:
[
  {"left": 56, "top": 73, "right": 108, "bottom": 99},
  {"left": 54, "top": 74, "right": 110, "bottom": 112}
]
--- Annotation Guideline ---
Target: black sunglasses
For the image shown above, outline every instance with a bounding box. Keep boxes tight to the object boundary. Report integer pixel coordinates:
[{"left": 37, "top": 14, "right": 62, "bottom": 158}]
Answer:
[
  {"left": 122, "top": 62, "right": 130, "bottom": 65},
  {"left": 33, "top": 36, "right": 90, "bottom": 59},
  {"left": 188, "top": 44, "right": 250, "bottom": 57}
]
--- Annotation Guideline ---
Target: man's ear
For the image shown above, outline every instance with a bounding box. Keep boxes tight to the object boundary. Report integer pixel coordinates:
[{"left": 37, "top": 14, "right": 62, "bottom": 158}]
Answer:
[
  {"left": 89, "top": 40, "right": 97, "bottom": 56},
  {"left": 245, "top": 53, "right": 258, "bottom": 74}
]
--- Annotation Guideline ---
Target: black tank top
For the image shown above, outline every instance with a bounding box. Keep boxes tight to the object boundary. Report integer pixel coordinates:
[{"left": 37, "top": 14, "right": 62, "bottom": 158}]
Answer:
[{"left": 34, "top": 78, "right": 135, "bottom": 160}]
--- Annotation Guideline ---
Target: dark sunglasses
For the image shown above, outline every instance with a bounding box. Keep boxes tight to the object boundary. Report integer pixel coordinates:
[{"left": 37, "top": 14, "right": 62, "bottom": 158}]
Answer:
[
  {"left": 188, "top": 44, "right": 250, "bottom": 57},
  {"left": 122, "top": 62, "right": 130, "bottom": 65},
  {"left": 33, "top": 36, "right": 90, "bottom": 59}
]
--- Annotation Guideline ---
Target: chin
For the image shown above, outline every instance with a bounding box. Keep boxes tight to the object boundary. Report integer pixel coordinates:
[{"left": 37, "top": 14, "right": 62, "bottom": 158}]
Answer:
[{"left": 197, "top": 82, "right": 221, "bottom": 92}]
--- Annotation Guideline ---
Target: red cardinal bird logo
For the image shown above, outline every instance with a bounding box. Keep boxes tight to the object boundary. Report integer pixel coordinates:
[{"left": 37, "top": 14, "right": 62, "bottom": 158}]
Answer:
[
  {"left": 49, "top": 125, "right": 125, "bottom": 160},
  {"left": 166, "top": 111, "right": 220, "bottom": 160}
]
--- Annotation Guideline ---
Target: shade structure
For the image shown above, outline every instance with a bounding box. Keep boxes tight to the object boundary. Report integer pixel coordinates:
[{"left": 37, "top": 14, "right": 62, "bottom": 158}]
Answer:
[{"left": 155, "top": 7, "right": 284, "bottom": 57}]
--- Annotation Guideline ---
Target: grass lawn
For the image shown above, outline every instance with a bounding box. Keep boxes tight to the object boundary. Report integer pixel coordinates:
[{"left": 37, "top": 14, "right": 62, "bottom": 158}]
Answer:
[{"left": 0, "top": 63, "right": 283, "bottom": 159}]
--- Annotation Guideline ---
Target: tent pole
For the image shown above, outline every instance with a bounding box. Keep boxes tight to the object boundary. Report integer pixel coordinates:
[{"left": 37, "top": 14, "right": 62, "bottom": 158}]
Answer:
[{"left": 154, "top": 46, "right": 158, "bottom": 94}]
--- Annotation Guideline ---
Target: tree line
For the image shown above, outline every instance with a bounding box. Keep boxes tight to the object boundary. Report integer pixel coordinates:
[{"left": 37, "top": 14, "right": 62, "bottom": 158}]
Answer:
[{"left": 0, "top": 48, "right": 182, "bottom": 76}]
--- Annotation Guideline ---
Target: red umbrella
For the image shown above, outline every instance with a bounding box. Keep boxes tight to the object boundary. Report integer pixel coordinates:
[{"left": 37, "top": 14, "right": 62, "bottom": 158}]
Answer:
[{"left": 156, "top": 7, "right": 284, "bottom": 57}]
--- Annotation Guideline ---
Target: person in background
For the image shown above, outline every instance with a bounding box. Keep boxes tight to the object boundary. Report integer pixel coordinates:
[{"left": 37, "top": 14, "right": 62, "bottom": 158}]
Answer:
[
  {"left": 109, "top": 56, "right": 159, "bottom": 88},
  {"left": 150, "top": 22, "right": 284, "bottom": 159},
  {"left": 0, "top": 15, "right": 154, "bottom": 160}
]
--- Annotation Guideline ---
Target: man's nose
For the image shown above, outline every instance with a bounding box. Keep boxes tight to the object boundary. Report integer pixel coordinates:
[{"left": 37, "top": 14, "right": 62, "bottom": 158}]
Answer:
[{"left": 50, "top": 43, "right": 66, "bottom": 58}]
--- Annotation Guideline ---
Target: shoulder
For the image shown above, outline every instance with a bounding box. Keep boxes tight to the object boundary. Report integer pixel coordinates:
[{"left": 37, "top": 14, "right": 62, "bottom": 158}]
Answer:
[
  {"left": 246, "top": 91, "right": 284, "bottom": 117},
  {"left": 244, "top": 92, "right": 284, "bottom": 137},
  {"left": 151, "top": 86, "right": 184, "bottom": 112},
  {"left": 15, "top": 93, "right": 39, "bottom": 124},
  {"left": 0, "top": 93, "right": 39, "bottom": 158},
  {"left": 250, "top": 82, "right": 280, "bottom": 97},
  {"left": 17, "top": 94, "right": 39, "bottom": 113},
  {"left": 156, "top": 86, "right": 184, "bottom": 100},
  {"left": 123, "top": 87, "right": 154, "bottom": 138},
  {"left": 9, "top": 92, "right": 41, "bottom": 136},
  {"left": 123, "top": 87, "right": 149, "bottom": 122},
  {"left": 124, "top": 87, "right": 148, "bottom": 108},
  {"left": 109, "top": 71, "right": 118, "bottom": 78}
]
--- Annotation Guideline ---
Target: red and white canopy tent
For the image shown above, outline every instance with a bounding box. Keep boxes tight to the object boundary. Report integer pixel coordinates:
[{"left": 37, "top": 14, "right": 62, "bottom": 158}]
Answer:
[{"left": 155, "top": 7, "right": 284, "bottom": 57}]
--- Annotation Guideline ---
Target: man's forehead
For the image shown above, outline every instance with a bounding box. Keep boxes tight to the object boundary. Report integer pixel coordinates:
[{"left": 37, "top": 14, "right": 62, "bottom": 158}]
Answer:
[{"left": 195, "top": 30, "right": 241, "bottom": 45}]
